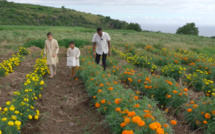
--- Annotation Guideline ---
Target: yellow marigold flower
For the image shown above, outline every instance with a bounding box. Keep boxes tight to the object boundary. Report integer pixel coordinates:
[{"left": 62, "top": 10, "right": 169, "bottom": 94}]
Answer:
[
  {"left": 28, "top": 115, "right": 33, "bottom": 120},
  {"left": 15, "top": 120, "right": 21, "bottom": 126},
  {"left": 8, "top": 121, "right": 14, "bottom": 126}
]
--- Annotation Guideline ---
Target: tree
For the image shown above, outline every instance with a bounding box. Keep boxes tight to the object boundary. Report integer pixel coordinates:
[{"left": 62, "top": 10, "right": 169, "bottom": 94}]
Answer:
[
  {"left": 176, "top": 23, "right": 199, "bottom": 35},
  {"left": 127, "top": 23, "right": 142, "bottom": 32}
]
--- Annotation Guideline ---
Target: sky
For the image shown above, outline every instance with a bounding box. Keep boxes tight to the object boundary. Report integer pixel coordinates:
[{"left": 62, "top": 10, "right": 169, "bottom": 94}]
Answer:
[{"left": 9, "top": 0, "right": 215, "bottom": 36}]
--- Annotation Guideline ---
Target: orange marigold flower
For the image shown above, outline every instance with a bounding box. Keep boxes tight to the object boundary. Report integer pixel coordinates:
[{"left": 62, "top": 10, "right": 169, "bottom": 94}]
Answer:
[
  {"left": 203, "top": 120, "right": 207, "bottom": 124},
  {"left": 171, "top": 120, "right": 177, "bottom": 125},
  {"left": 193, "top": 104, "right": 198, "bottom": 108},
  {"left": 134, "top": 104, "right": 140, "bottom": 108},
  {"left": 93, "top": 96, "right": 96, "bottom": 99},
  {"left": 108, "top": 87, "right": 113, "bottom": 91},
  {"left": 122, "top": 130, "right": 134, "bottom": 134},
  {"left": 97, "top": 89, "right": 102, "bottom": 93},
  {"left": 120, "top": 122, "right": 126, "bottom": 127},
  {"left": 156, "top": 128, "right": 165, "bottom": 134},
  {"left": 136, "top": 91, "right": 140, "bottom": 94},
  {"left": 115, "top": 98, "right": 122, "bottom": 104},
  {"left": 212, "top": 111, "right": 215, "bottom": 115},
  {"left": 148, "top": 104, "right": 152, "bottom": 108},
  {"left": 101, "top": 99, "right": 106, "bottom": 104},
  {"left": 187, "top": 108, "right": 192, "bottom": 112},
  {"left": 173, "top": 90, "right": 177, "bottom": 94},
  {"left": 204, "top": 113, "right": 211, "bottom": 119},
  {"left": 146, "top": 78, "right": 150, "bottom": 81},
  {"left": 100, "top": 83, "right": 104, "bottom": 87},
  {"left": 134, "top": 96, "right": 139, "bottom": 100},
  {"left": 95, "top": 102, "right": 100, "bottom": 108},
  {"left": 144, "top": 110, "right": 150, "bottom": 113},
  {"left": 184, "top": 88, "right": 188, "bottom": 92},
  {"left": 163, "top": 124, "right": 169, "bottom": 128},
  {"left": 149, "top": 122, "right": 158, "bottom": 130},
  {"left": 201, "top": 112, "right": 204, "bottom": 115},
  {"left": 128, "top": 111, "right": 136, "bottom": 117},
  {"left": 124, "top": 117, "right": 131, "bottom": 124},
  {"left": 132, "top": 116, "right": 141, "bottom": 123},
  {"left": 138, "top": 79, "right": 141, "bottom": 82},
  {"left": 115, "top": 107, "right": 121, "bottom": 112},
  {"left": 167, "top": 95, "right": 171, "bottom": 98},
  {"left": 137, "top": 120, "right": 145, "bottom": 127},
  {"left": 155, "top": 122, "right": 162, "bottom": 128},
  {"left": 91, "top": 78, "right": 94, "bottom": 81},
  {"left": 196, "top": 120, "right": 201, "bottom": 125},
  {"left": 190, "top": 101, "right": 195, "bottom": 104}
]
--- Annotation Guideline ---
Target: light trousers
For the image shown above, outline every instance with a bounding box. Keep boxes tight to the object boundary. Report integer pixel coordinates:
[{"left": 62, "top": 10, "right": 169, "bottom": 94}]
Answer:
[{"left": 49, "top": 64, "right": 57, "bottom": 76}]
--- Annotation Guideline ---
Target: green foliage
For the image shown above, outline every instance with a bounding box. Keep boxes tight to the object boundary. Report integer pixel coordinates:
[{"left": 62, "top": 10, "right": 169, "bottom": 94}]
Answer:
[
  {"left": 23, "top": 39, "right": 91, "bottom": 48},
  {"left": 176, "top": 23, "right": 199, "bottom": 35},
  {"left": 23, "top": 39, "right": 44, "bottom": 49},
  {"left": 184, "top": 97, "right": 215, "bottom": 133},
  {"left": 127, "top": 23, "right": 142, "bottom": 32},
  {"left": 58, "top": 39, "right": 91, "bottom": 48}
]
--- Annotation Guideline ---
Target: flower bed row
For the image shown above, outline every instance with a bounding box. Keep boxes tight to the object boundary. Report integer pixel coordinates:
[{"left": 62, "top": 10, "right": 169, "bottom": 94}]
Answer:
[
  {"left": 76, "top": 57, "right": 175, "bottom": 134},
  {"left": 110, "top": 66, "right": 188, "bottom": 110},
  {"left": 0, "top": 51, "right": 49, "bottom": 134},
  {"left": 111, "top": 49, "right": 215, "bottom": 133},
  {"left": 112, "top": 47, "right": 215, "bottom": 97},
  {"left": 0, "top": 47, "right": 30, "bottom": 77}
]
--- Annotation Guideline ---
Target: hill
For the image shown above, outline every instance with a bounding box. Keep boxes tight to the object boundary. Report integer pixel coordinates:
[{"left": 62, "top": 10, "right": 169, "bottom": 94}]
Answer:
[{"left": 0, "top": 1, "right": 129, "bottom": 29}]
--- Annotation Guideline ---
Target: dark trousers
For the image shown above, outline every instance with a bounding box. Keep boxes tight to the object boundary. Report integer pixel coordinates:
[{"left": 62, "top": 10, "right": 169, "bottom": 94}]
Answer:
[{"left": 95, "top": 53, "right": 107, "bottom": 71}]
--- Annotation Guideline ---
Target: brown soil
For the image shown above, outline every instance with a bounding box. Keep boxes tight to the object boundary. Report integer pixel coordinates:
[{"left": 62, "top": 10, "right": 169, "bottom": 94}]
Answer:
[
  {"left": 21, "top": 48, "right": 111, "bottom": 134},
  {"left": 0, "top": 48, "right": 40, "bottom": 107}
]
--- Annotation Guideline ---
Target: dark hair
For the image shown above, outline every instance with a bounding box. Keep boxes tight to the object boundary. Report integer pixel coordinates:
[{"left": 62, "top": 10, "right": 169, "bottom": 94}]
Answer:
[
  {"left": 97, "top": 27, "right": 102, "bottom": 32},
  {"left": 69, "top": 41, "right": 75, "bottom": 45},
  {"left": 47, "top": 32, "right": 52, "bottom": 36}
]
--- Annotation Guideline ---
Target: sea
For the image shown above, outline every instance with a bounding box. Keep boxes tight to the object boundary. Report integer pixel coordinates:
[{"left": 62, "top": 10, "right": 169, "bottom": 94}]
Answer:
[{"left": 141, "top": 24, "right": 215, "bottom": 37}]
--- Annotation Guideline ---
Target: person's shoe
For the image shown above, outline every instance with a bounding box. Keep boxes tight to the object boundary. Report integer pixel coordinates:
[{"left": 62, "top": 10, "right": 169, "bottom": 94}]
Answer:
[{"left": 49, "top": 75, "right": 54, "bottom": 79}]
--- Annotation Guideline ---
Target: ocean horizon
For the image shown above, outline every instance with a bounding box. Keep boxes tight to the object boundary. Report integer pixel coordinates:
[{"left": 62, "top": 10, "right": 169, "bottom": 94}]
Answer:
[{"left": 141, "top": 24, "right": 215, "bottom": 37}]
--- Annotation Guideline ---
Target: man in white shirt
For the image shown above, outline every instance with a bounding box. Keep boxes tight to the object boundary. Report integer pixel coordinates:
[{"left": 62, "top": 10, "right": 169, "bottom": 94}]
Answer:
[{"left": 92, "top": 27, "right": 111, "bottom": 71}]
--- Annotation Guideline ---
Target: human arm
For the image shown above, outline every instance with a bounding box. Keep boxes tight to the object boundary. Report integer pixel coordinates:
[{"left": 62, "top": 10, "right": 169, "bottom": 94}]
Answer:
[
  {"left": 53, "top": 40, "right": 59, "bottom": 57},
  {"left": 44, "top": 41, "right": 47, "bottom": 58},
  {"left": 93, "top": 42, "right": 96, "bottom": 58},
  {"left": 107, "top": 33, "right": 111, "bottom": 56},
  {"left": 76, "top": 48, "right": 81, "bottom": 59}
]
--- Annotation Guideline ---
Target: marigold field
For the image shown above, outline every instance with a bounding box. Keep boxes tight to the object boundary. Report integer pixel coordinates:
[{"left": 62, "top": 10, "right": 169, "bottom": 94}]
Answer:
[{"left": 0, "top": 26, "right": 215, "bottom": 134}]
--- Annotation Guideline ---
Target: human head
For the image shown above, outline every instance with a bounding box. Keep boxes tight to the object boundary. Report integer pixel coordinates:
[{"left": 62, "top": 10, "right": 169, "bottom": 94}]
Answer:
[
  {"left": 69, "top": 41, "right": 75, "bottom": 49},
  {"left": 97, "top": 27, "right": 103, "bottom": 36},
  {"left": 47, "top": 32, "right": 53, "bottom": 41}
]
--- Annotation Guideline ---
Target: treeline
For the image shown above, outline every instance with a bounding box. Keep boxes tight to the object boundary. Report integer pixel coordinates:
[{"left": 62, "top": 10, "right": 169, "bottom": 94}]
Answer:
[{"left": 0, "top": 1, "right": 142, "bottom": 31}]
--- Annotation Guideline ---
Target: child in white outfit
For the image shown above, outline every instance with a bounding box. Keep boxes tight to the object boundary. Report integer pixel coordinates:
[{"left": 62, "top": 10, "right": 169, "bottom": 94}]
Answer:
[{"left": 67, "top": 41, "right": 81, "bottom": 77}]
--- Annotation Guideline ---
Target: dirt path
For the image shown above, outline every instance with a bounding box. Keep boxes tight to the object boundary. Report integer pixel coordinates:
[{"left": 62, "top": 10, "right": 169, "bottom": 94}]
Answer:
[
  {"left": 22, "top": 49, "right": 111, "bottom": 134},
  {"left": 0, "top": 47, "right": 41, "bottom": 107}
]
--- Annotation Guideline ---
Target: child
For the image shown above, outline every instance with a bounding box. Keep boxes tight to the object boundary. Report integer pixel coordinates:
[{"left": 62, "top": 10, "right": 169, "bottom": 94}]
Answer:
[
  {"left": 44, "top": 32, "right": 59, "bottom": 79},
  {"left": 67, "top": 41, "right": 81, "bottom": 77}
]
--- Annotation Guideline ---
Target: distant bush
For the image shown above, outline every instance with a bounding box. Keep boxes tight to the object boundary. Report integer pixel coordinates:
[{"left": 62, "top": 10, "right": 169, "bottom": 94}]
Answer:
[
  {"left": 58, "top": 39, "right": 91, "bottom": 48},
  {"left": 23, "top": 39, "right": 44, "bottom": 48},
  {"left": 176, "top": 23, "right": 199, "bottom": 35},
  {"left": 24, "top": 39, "right": 90, "bottom": 48},
  {"left": 211, "top": 36, "right": 215, "bottom": 39},
  {"left": 126, "top": 23, "right": 142, "bottom": 32}
]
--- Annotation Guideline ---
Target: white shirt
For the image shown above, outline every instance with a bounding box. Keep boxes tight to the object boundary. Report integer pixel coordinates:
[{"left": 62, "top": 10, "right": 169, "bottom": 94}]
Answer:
[
  {"left": 92, "top": 32, "right": 111, "bottom": 55},
  {"left": 67, "top": 47, "right": 81, "bottom": 58}
]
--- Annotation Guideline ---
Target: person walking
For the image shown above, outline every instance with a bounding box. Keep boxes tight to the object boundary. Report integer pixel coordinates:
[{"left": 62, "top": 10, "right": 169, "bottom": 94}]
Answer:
[
  {"left": 92, "top": 27, "right": 111, "bottom": 71},
  {"left": 44, "top": 32, "right": 59, "bottom": 78}
]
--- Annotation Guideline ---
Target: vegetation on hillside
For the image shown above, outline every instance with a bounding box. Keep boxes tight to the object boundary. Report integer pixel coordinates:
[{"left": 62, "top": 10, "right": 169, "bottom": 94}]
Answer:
[
  {"left": 0, "top": 1, "right": 141, "bottom": 30},
  {"left": 176, "top": 23, "right": 199, "bottom": 35}
]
